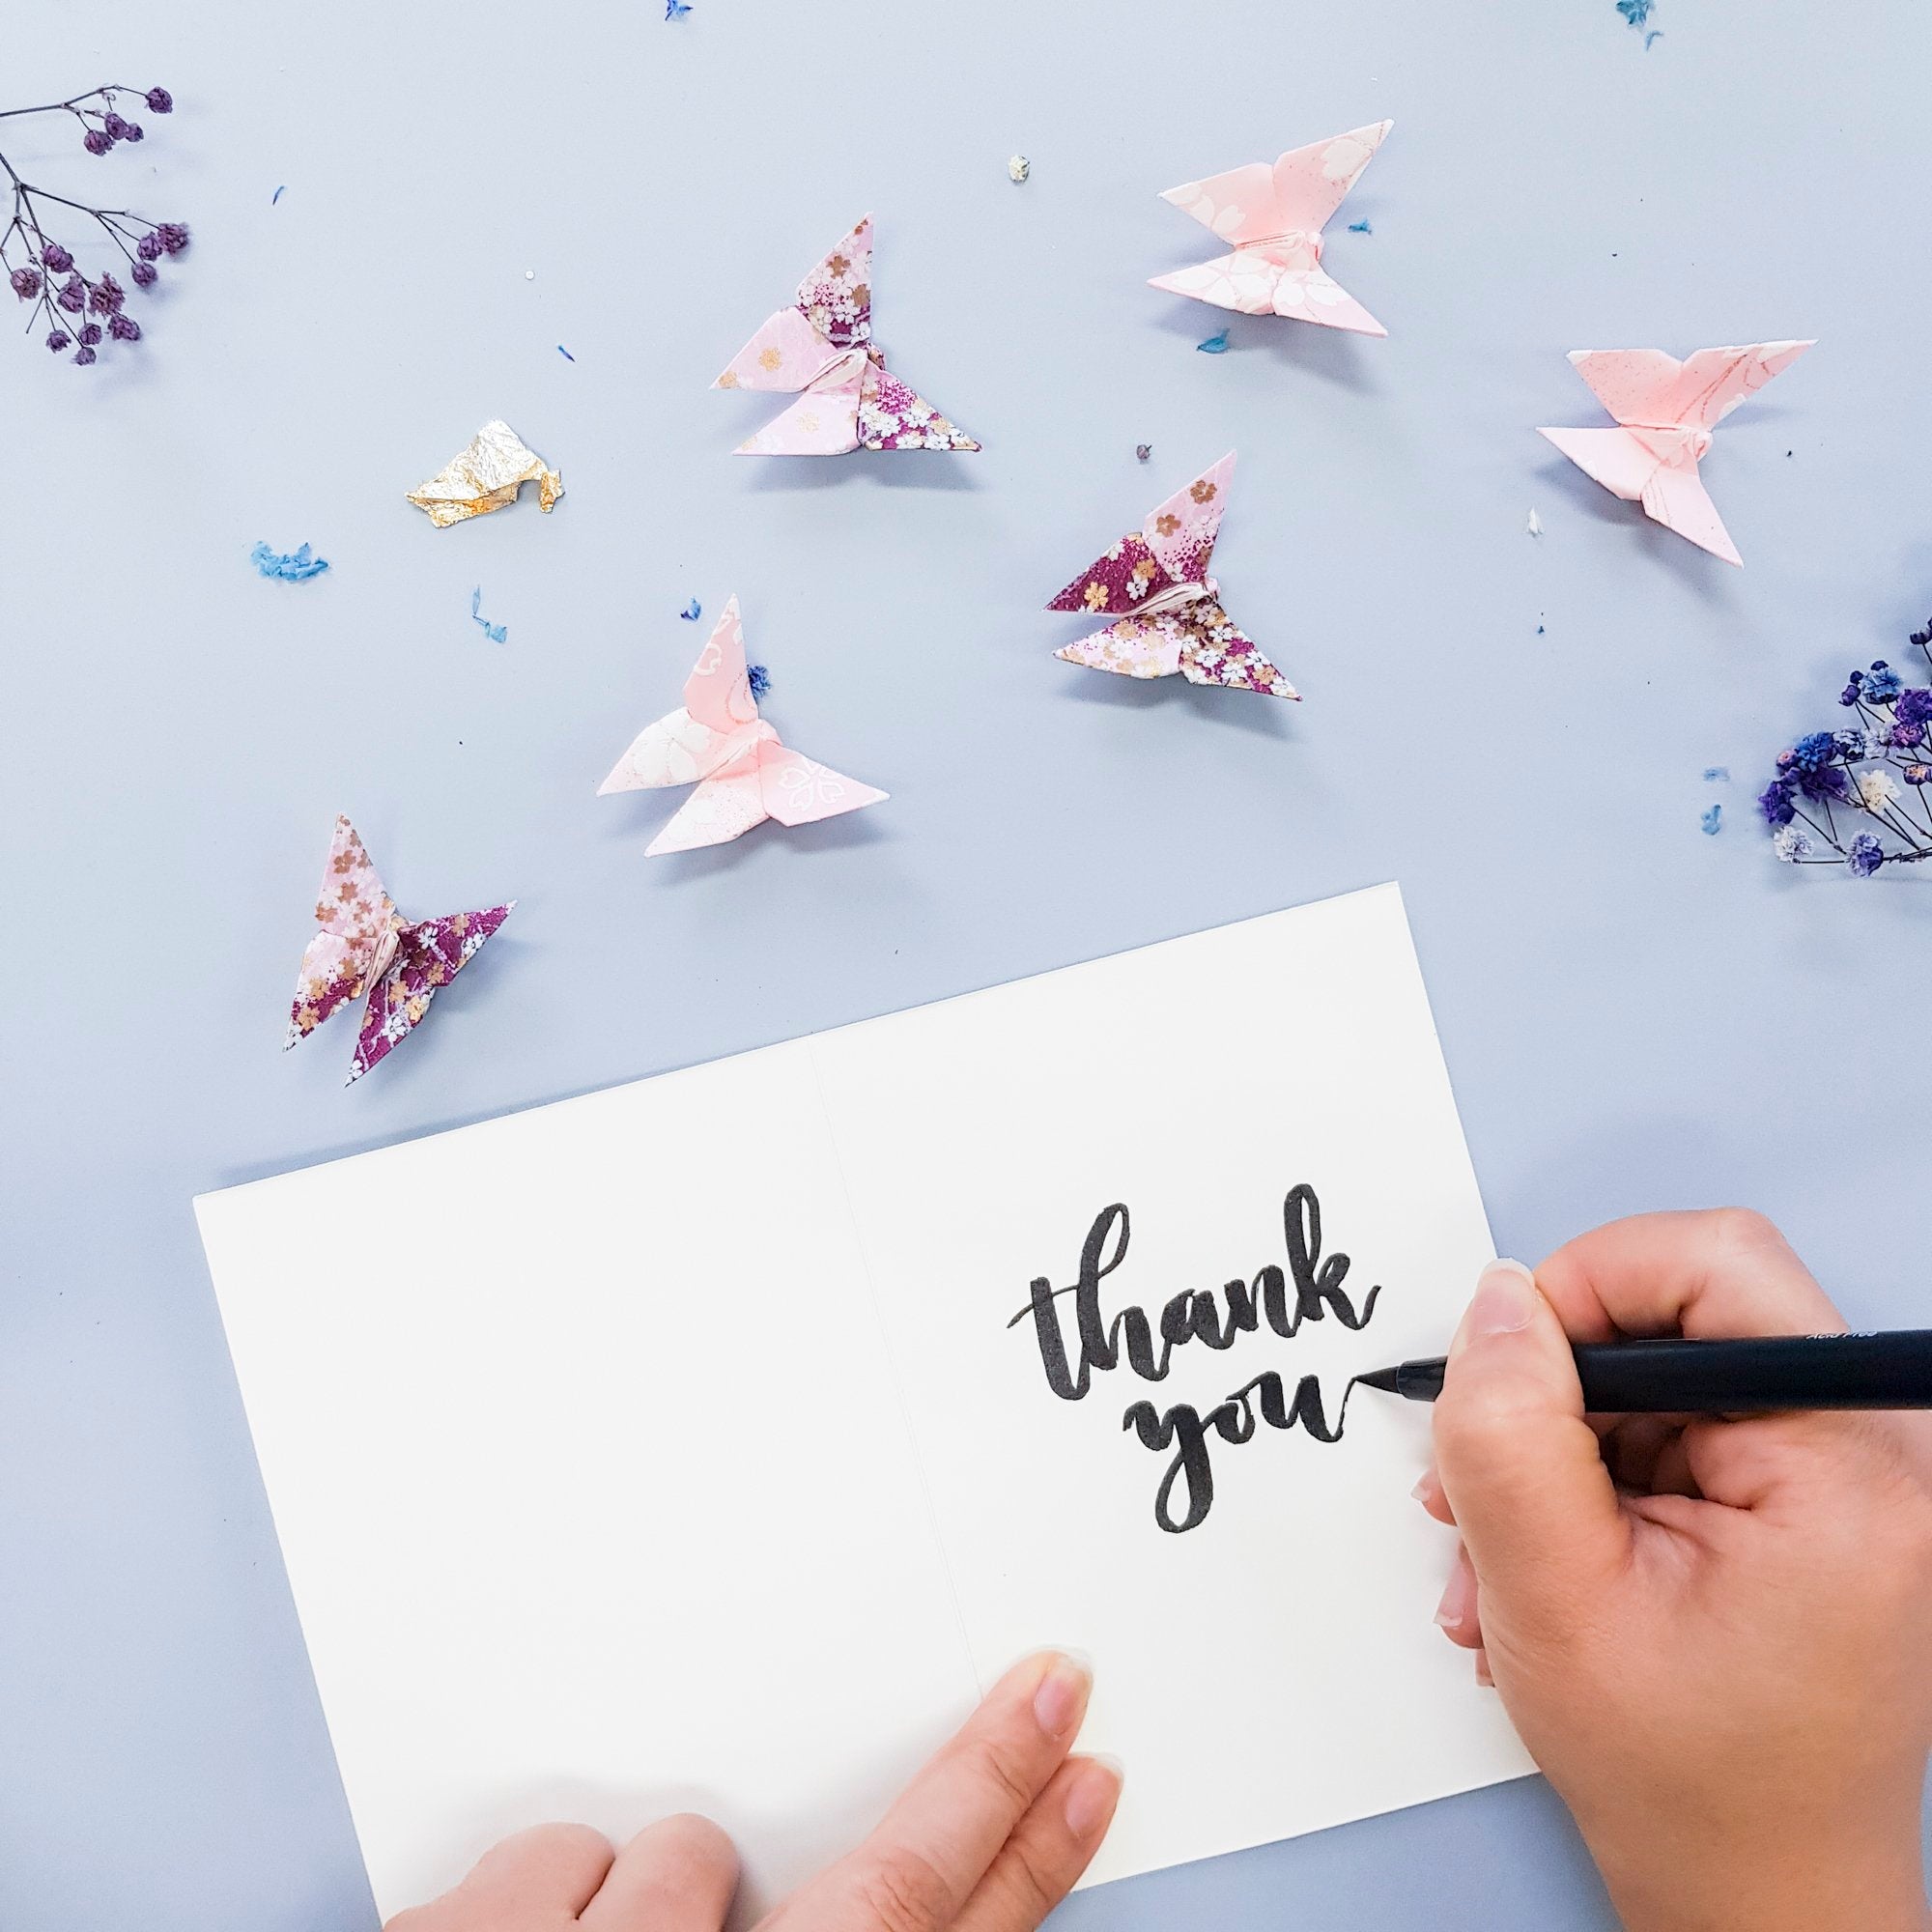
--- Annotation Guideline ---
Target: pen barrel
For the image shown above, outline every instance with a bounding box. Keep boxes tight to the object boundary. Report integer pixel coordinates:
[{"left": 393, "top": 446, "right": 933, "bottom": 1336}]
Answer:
[{"left": 1573, "top": 1331, "right": 1932, "bottom": 1413}]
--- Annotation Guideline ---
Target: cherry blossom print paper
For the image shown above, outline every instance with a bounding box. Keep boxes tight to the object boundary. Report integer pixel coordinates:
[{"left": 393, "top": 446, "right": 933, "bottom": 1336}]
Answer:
[
  {"left": 1538, "top": 341, "right": 1813, "bottom": 564},
  {"left": 598, "top": 597, "right": 888, "bottom": 854},
  {"left": 1150, "top": 122, "right": 1392, "bottom": 336},
  {"left": 714, "top": 216, "right": 980, "bottom": 455},
  {"left": 406, "top": 420, "right": 563, "bottom": 528},
  {"left": 1048, "top": 453, "right": 1296, "bottom": 699},
  {"left": 285, "top": 816, "right": 514, "bottom": 1084}
]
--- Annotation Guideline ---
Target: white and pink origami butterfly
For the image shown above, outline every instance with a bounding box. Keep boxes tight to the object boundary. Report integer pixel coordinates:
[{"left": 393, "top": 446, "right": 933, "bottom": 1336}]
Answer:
[
  {"left": 1538, "top": 341, "right": 1813, "bottom": 565},
  {"left": 599, "top": 598, "right": 888, "bottom": 855},
  {"left": 1150, "top": 122, "right": 1392, "bottom": 336},
  {"left": 714, "top": 215, "right": 980, "bottom": 456},
  {"left": 286, "top": 816, "right": 513, "bottom": 1084},
  {"left": 1048, "top": 453, "right": 1296, "bottom": 699}
]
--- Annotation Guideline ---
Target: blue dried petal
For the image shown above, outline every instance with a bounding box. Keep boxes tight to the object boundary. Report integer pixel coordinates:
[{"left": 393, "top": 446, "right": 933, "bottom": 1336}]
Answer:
[
  {"left": 1348, "top": 219, "right": 1372, "bottom": 234},
  {"left": 556, "top": 344, "right": 575, "bottom": 361},
  {"left": 1702, "top": 766, "right": 1729, "bottom": 782},
  {"left": 680, "top": 598, "right": 702, "bottom": 622},
  {"left": 251, "top": 540, "right": 328, "bottom": 582},
  {"left": 1700, "top": 804, "right": 1722, "bottom": 836},
  {"left": 747, "top": 663, "right": 771, "bottom": 700},
  {"left": 1196, "top": 330, "right": 1230, "bottom": 355},
  {"left": 469, "top": 586, "right": 507, "bottom": 643},
  {"left": 666, "top": 0, "right": 691, "bottom": 15}
]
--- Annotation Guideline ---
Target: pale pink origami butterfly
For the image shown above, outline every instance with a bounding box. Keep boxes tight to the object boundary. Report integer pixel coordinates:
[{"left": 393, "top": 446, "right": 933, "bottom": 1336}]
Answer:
[
  {"left": 714, "top": 214, "right": 980, "bottom": 456},
  {"left": 1538, "top": 341, "right": 1813, "bottom": 565},
  {"left": 286, "top": 816, "right": 513, "bottom": 1084},
  {"left": 599, "top": 597, "right": 889, "bottom": 855},
  {"left": 1048, "top": 453, "right": 1296, "bottom": 699},
  {"left": 1150, "top": 122, "right": 1392, "bottom": 335}
]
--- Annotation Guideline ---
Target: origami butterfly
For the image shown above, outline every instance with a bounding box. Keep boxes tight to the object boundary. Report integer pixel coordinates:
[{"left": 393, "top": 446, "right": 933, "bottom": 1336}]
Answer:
[
  {"left": 1150, "top": 122, "right": 1392, "bottom": 336},
  {"left": 1537, "top": 342, "right": 1813, "bottom": 565},
  {"left": 714, "top": 215, "right": 980, "bottom": 455},
  {"left": 599, "top": 597, "right": 889, "bottom": 854},
  {"left": 1048, "top": 453, "right": 1295, "bottom": 699},
  {"left": 286, "top": 817, "right": 514, "bottom": 1084}
]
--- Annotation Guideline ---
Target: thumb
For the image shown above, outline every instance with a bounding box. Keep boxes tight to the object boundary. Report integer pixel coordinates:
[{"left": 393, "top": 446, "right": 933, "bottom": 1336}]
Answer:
[{"left": 1432, "top": 1259, "right": 1630, "bottom": 1639}]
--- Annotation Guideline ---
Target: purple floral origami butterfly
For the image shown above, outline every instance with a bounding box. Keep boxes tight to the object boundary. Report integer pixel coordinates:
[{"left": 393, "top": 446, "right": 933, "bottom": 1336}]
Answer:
[
  {"left": 1048, "top": 452, "right": 1297, "bottom": 698},
  {"left": 285, "top": 816, "right": 514, "bottom": 1084}
]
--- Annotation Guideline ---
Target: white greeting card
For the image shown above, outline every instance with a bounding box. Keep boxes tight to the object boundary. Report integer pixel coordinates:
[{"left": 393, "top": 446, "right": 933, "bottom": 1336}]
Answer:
[{"left": 195, "top": 884, "right": 1531, "bottom": 1920}]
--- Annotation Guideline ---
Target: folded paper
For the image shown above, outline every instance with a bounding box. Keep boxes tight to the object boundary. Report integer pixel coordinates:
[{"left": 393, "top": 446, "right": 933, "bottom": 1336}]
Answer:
[
  {"left": 407, "top": 420, "right": 563, "bottom": 528},
  {"left": 1537, "top": 342, "right": 1813, "bottom": 565},
  {"left": 286, "top": 816, "right": 513, "bottom": 1084},
  {"left": 715, "top": 215, "right": 980, "bottom": 455},
  {"left": 1151, "top": 122, "right": 1392, "bottom": 335},
  {"left": 1048, "top": 452, "right": 1295, "bottom": 698},
  {"left": 599, "top": 597, "right": 888, "bottom": 854}
]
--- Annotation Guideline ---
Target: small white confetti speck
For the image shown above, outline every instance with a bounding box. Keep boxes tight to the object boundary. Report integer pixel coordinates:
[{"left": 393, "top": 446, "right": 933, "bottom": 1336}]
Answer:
[
  {"left": 1008, "top": 154, "right": 1030, "bottom": 184},
  {"left": 525, "top": 270, "right": 535, "bottom": 281},
  {"left": 1526, "top": 508, "right": 1543, "bottom": 537}
]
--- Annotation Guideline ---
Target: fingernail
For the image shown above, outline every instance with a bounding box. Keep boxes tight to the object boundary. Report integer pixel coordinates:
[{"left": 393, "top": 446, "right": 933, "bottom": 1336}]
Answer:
[
  {"left": 1434, "top": 1560, "right": 1475, "bottom": 1634},
  {"left": 1474, "top": 1647, "right": 1493, "bottom": 1689},
  {"left": 1033, "top": 1653, "right": 1093, "bottom": 1740},
  {"left": 1410, "top": 1468, "right": 1438, "bottom": 1508},
  {"left": 1064, "top": 1756, "right": 1122, "bottom": 1838},
  {"left": 1468, "top": 1259, "right": 1537, "bottom": 1336}
]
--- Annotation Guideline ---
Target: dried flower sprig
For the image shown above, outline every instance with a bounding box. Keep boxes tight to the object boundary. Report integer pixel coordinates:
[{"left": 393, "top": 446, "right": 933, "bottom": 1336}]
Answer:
[
  {"left": 0, "top": 84, "right": 188, "bottom": 366},
  {"left": 1759, "top": 621, "right": 1932, "bottom": 876}
]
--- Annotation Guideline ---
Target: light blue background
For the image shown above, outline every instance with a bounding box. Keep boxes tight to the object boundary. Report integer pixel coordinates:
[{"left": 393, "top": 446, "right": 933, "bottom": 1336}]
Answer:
[{"left": 4, "top": 0, "right": 1929, "bottom": 1925}]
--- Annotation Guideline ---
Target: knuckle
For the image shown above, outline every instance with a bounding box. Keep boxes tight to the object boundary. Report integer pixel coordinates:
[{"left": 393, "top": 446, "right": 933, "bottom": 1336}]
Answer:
[
  {"left": 852, "top": 1845, "right": 953, "bottom": 1932},
  {"left": 971, "top": 1742, "right": 1038, "bottom": 1819},
  {"left": 995, "top": 1838, "right": 1065, "bottom": 1922},
  {"left": 1703, "top": 1205, "right": 1785, "bottom": 1257}
]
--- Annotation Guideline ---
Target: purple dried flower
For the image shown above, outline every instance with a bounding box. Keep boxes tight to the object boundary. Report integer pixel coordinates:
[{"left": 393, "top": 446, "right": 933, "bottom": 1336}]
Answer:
[
  {"left": 71, "top": 344, "right": 97, "bottom": 365},
  {"left": 1894, "top": 688, "right": 1932, "bottom": 726},
  {"left": 43, "top": 329, "right": 70, "bottom": 353},
  {"left": 130, "top": 259, "right": 157, "bottom": 288},
  {"left": 106, "top": 313, "right": 139, "bottom": 342},
  {"left": 145, "top": 87, "right": 173, "bottom": 114},
  {"left": 1847, "top": 833, "right": 1885, "bottom": 879},
  {"left": 89, "top": 273, "right": 125, "bottom": 316},
  {"left": 1905, "top": 765, "right": 1932, "bottom": 786},
  {"left": 102, "top": 112, "right": 132, "bottom": 141},
  {"left": 10, "top": 266, "right": 43, "bottom": 300},
  {"left": 1890, "top": 721, "right": 1925, "bottom": 750},
  {"left": 1757, "top": 779, "right": 1796, "bottom": 827},
  {"left": 40, "top": 242, "right": 72, "bottom": 273},
  {"left": 156, "top": 222, "right": 190, "bottom": 255},
  {"left": 136, "top": 232, "right": 163, "bottom": 262},
  {"left": 121, "top": 121, "right": 144, "bottom": 144},
  {"left": 54, "top": 273, "right": 85, "bottom": 314},
  {"left": 76, "top": 323, "right": 101, "bottom": 346},
  {"left": 83, "top": 128, "right": 112, "bottom": 156}
]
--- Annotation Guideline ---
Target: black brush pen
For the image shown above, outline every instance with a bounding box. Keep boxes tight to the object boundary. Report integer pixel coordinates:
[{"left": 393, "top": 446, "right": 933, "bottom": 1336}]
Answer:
[{"left": 1357, "top": 1329, "right": 1932, "bottom": 1412}]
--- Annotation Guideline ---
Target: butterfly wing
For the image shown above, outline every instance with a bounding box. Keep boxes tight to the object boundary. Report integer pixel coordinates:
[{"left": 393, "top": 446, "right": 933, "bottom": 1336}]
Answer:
[
  {"left": 1179, "top": 605, "right": 1299, "bottom": 698},
  {"left": 644, "top": 746, "right": 772, "bottom": 857},
  {"left": 757, "top": 736, "right": 889, "bottom": 828},
  {"left": 682, "top": 596, "right": 761, "bottom": 733},
  {"left": 858, "top": 362, "right": 980, "bottom": 451},
  {"left": 1055, "top": 612, "right": 1189, "bottom": 679},
  {"left": 1640, "top": 460, "right": 1742, "bottom": 565},
  {"left": 715, "top": 306, "right": 848, "bottom": 395},
  {"left": 734, "top": 358, "right": 866, "bottom": 455},
  {"left": 1666, "top": 340, "right": 1813, "bottom": 429},
  {"left": 1046, "top": 532, "right": 1170, "bottom": 614},
  {"left": 1148, "top": 252, "right": 1283, "bottom": 315},
  {"left": 1155, "top": 124, "right": 1391, "bottom": 244},
  {"left": 1143, "top": 452, "right": 1235, "bottom": 585},
  {"left": 287, "top": 815, "right": 399, "bottom": 1047},
  {"left": 598, "top": 599, "right": 763, "bottom": 793},
  {"left": 347, "top": 903, "right": 514, "bottom": 1085},
  {"left": 1270, "top": 264, "right": 1385, "bottom": 336},
  {"left": 795, "top": 214, "right": 872, "bottom": 350},
  {"left": 1537, "top": 425, "right": 1658, "bottom": 502}
]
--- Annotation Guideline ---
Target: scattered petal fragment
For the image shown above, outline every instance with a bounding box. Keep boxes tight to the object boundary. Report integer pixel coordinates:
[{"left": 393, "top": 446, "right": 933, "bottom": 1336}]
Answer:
[{"left": 251, "top": 540, "right": 328, "bottom": 582}]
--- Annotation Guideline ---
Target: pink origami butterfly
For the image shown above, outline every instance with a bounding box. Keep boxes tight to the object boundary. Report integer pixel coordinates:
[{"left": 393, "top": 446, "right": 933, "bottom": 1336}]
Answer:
[
  {"left": 286, "top": 816, "right": 513, "bottom": 1085},
  {"left": 1048, "top": 453, "right": 1296, "bottom": 699},
  {"left": 599, "top": 597, "right": 889, "bottom": 854},
  {"left": 1150, "top": 122, "right": 1392, "bottom": 336},
  {"left": 1538, "top": 341, "right": 1813, "bottom": 565},
  {"left": 714, "top": 214, "right": 980, "bottom": 456}
]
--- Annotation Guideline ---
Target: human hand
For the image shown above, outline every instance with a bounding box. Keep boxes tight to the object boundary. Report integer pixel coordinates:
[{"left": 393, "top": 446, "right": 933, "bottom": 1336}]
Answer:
[
  {"left": 1419, "top": 1209, "right": 1932, "bottom": 1932},
  {"left": 384, "top": 1650, "right": 1121, "bottom": 1932}
]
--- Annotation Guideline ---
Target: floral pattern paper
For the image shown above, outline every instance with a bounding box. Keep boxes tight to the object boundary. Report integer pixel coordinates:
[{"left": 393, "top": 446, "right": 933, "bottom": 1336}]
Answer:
[
  {"left": 406, "top": 420, "right": 563, "bottom": 528},
  {"left": 286, "top": 816, "right": 514, "bottom": 1084},
  {"left": 714, "top": 216, "right": 980, "bottom": 456},
  {"left": 1538, "top": 342, "right": 1813, "bottom": 565},
  {"left": 598, "top": 596, "right": 889, "bottom": 854},
  {"left": 1048, "top": 453, "right": 1297, "bottom": 700},
  {"left": 1150, "top": 123, "right": 1392, "bottom": 336}
]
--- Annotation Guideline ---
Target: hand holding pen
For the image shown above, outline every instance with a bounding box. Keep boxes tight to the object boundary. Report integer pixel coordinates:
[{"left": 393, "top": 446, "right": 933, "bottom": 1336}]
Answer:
[{"left": 1412, "top": 1210, "right": 1932, "bottom": 1932}]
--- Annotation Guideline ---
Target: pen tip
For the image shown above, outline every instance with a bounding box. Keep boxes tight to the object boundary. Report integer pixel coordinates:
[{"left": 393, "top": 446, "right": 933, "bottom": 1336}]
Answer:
[{"left": 1353, "top": 1366, "right": 1402, "bottom": 1394}]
